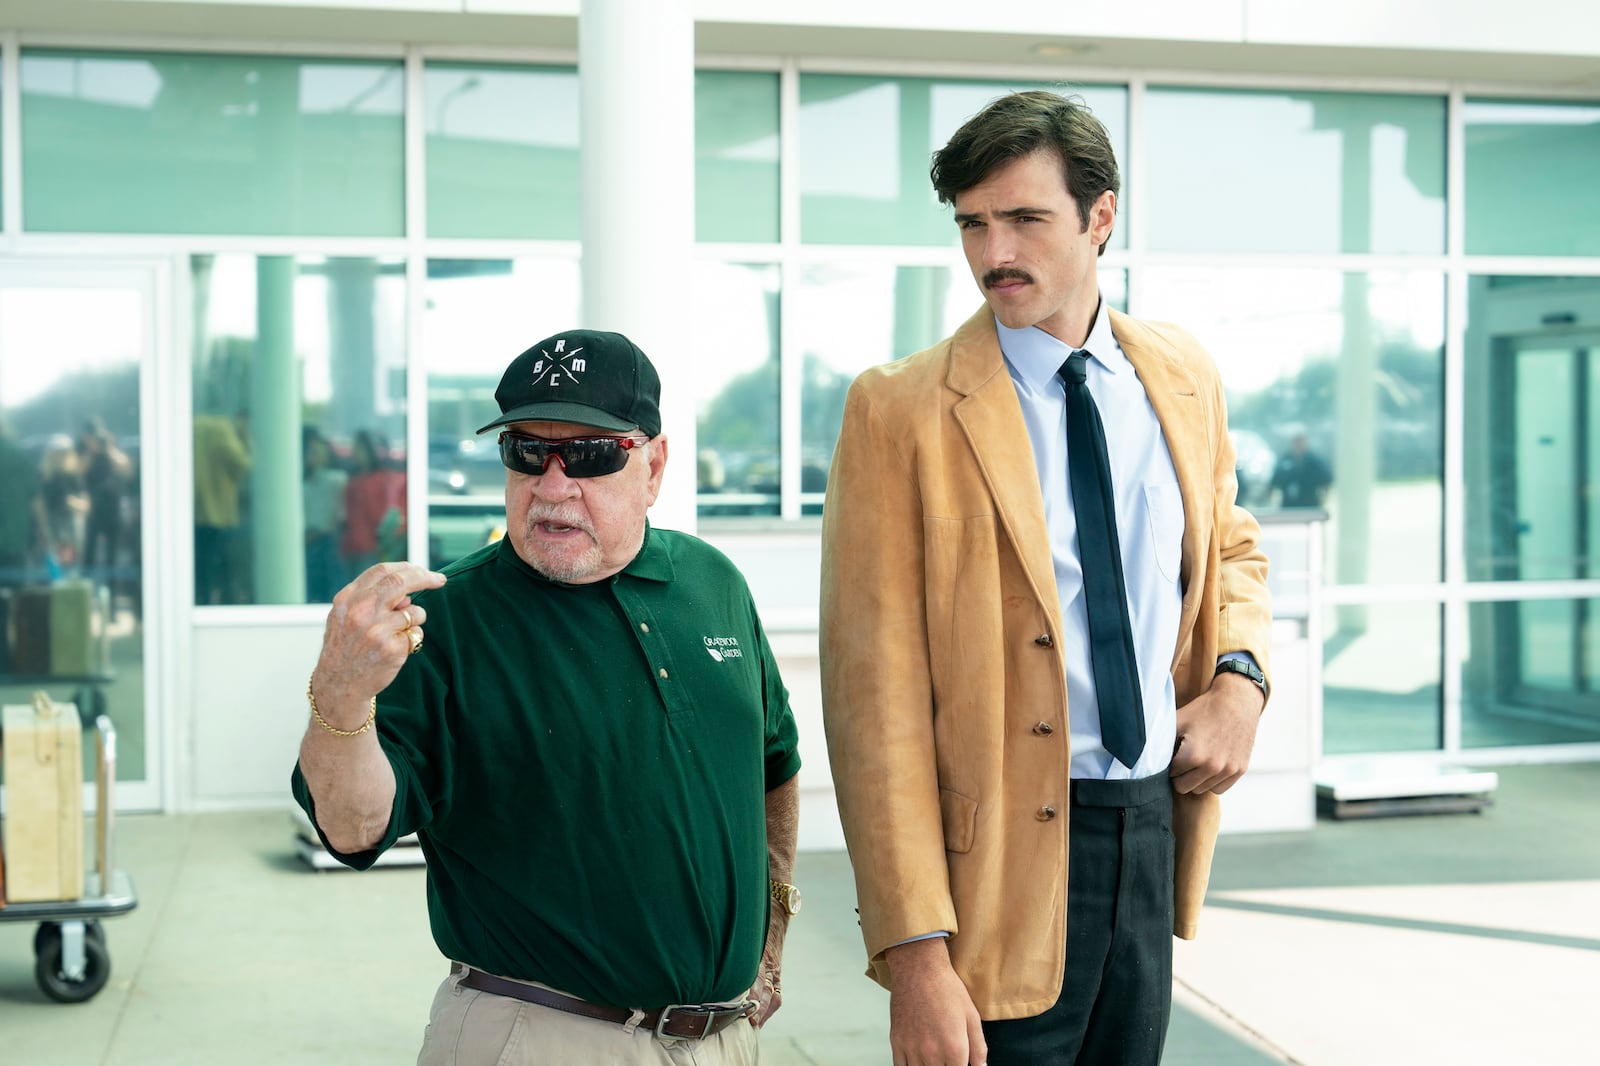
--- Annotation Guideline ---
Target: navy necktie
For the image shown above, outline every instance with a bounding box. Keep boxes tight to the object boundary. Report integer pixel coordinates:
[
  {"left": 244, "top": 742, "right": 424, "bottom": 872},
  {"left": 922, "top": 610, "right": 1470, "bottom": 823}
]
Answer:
[{"left": 1059, "top": 351, "right": 1146, "bottom": 769}]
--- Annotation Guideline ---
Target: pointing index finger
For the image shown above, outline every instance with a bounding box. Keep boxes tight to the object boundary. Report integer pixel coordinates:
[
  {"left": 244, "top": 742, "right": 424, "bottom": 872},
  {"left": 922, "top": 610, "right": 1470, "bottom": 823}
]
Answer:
[{"left": 373, "top": 561, "right": 448, "bottom": 607}]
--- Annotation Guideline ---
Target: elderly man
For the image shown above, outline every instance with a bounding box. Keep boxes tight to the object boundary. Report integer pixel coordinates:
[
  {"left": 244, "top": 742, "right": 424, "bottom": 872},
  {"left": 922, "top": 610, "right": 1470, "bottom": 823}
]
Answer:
[{"left": 292, "top": 329, "right": 802, "bottom": 1066}]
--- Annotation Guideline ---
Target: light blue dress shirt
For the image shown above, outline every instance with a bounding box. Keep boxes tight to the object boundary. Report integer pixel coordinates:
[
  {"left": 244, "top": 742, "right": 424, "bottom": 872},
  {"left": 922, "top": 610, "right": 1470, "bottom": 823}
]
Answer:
[{"left": 998, "top": 302, "right": 1184, "bottom": 779}]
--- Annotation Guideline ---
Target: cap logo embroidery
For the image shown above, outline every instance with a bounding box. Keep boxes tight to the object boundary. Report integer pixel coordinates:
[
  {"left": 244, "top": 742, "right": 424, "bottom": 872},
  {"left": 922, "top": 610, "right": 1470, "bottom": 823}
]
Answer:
[{"left": 529, "top": 340, "right": 587, "bottom": 390}]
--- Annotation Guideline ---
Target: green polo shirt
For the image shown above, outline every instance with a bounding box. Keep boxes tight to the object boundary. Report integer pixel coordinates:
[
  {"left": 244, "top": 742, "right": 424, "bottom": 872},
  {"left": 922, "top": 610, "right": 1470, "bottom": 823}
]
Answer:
[{"left": 292, "top": 526, "right": 801, "bottom": 1008}]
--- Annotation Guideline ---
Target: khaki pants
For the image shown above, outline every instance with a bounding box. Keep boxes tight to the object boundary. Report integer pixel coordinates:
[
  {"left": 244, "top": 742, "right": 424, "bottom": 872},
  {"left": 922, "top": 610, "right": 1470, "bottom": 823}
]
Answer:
[{"left": 416, "top": 967, "right": 760, "bottom": 1066}]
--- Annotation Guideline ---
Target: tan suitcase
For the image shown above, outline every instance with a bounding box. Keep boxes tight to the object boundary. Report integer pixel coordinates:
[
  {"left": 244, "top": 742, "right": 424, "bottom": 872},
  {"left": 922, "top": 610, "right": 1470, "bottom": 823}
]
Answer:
[
  {"left": 1, "top": 692, "right": 84, "bottom": 902},
  {"left": 49, "top": 579, "right": 97, "bottom": 677}
]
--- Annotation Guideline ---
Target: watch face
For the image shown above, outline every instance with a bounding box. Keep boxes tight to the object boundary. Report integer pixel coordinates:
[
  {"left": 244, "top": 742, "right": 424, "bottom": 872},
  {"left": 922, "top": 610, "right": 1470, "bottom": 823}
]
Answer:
[{"left": 772, "top": 884, "right": 801, "bottom": 915}]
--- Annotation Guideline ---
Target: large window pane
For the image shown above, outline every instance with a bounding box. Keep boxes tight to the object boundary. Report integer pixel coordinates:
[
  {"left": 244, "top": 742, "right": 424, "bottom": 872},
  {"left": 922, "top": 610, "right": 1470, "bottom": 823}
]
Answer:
[
  {"left": 796, "top": 261, "right": 1126, "bottom": 508},
  {"left": 1324, "top": 601, "right": 1442, "bottom": 754},
  {"left": 1, "top": 279, "right": 148, "bottom": 781},
  {"left": 192, "top": 255, "right": 407, "bottom": 605},
  {"left": 1141, "top": 268, "right": 1445, "bottom": 585},
  {"left": 694, "top": 262, "right": 780, "bottom": 517},
  {"left": 697, "top": 71, "right": 780, "bottom": 244},
  {"left": 423, "top": 258, "right": 580, "bottom": 569},
  {"left": 799, "top": 76, "right": 1127, "bottom": 249},
  {"left": 424, "top": 63, "right": 579, "bottom": 240},
  {"left": 1464, "top": 598, "right": 1600, "bottom": 747},
  {"left": 1465, "top": 100, "right": 1600, "bottom": 256},
  {"left": 1464, "top": 276, "right": 1600, "bottom": 582},
  {"left": 1144, "top": 88, "right": 1445, "bottom": 254},
  {"left": 23, "top": 51, "right": 403, "bottom": 236}
]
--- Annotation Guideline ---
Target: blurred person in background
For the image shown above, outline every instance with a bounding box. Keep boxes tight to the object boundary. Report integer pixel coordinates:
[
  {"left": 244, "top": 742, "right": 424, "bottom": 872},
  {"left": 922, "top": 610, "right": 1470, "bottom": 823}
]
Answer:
[
  {"left": 302, "top": 427, "right": 348, "bottom": 603},
  {"left": 79, "top": 416, "right": 132, "bottom": 584},
  {"left": 1270, "top": 432, "right": 1333, "bottom": 509},
  {"left": 193, "top": 412, "right": 252, "bottom": 604},
  {"left": 341, "top": 428, "right": 407, "bottom": 576}
]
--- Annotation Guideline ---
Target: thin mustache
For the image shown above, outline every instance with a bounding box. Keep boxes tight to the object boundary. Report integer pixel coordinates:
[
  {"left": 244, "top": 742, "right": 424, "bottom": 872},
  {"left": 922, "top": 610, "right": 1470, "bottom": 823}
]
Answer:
[{"left": 984, "top": 268, "right": 1034, "bottom": 288}]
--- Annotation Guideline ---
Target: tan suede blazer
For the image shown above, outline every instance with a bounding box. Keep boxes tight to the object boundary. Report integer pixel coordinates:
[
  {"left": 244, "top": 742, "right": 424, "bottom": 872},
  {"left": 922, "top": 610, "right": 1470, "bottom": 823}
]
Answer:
[{"left": 819, "top": 307, "right": 1273, "bottom": 1020}]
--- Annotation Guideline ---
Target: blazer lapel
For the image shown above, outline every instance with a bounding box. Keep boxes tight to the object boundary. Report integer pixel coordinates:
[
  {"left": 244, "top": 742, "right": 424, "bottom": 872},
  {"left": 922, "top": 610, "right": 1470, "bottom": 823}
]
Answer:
[
  {"left": 1111, "top": 310, "right": 1207, "bottom": 667},
  {"left": 947, "top": 310, "right": 1064, "bottom": 623}
]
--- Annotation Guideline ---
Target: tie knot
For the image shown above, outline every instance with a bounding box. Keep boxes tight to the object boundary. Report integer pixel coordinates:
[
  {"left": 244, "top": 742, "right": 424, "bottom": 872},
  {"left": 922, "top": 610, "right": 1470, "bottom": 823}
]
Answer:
[{"left": 1060, "top": 351, "right": 1089, "bottom": 386}]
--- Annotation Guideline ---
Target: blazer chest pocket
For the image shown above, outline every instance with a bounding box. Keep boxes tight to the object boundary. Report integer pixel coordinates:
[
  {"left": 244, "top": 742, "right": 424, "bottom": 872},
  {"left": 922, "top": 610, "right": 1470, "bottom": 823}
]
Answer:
[{"left": 940, "top": 787, "right": 978, "bottom": 854}]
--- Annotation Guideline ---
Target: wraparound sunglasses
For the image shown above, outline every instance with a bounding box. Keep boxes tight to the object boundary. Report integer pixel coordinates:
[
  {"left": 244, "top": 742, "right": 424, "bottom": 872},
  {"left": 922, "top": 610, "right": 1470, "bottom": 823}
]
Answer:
[{"left": 497, "top": 431, "right": 649, "bottom": 478}]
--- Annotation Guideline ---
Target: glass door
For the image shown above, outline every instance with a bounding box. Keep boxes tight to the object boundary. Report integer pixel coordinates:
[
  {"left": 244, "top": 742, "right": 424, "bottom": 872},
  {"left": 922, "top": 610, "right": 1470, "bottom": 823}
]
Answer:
[
  {"left": 0, "top": 258, "right": 171, "bottom": 811},
  {"left": 1487, "top": 332, "right": 1599, "bottom": 727}
]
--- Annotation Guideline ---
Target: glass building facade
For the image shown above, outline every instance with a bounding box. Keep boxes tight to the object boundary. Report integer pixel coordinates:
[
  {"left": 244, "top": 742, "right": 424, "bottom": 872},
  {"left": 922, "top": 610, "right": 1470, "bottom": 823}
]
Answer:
[{"left": 1, "top": 43, "right": 1597, "bottom": 802}]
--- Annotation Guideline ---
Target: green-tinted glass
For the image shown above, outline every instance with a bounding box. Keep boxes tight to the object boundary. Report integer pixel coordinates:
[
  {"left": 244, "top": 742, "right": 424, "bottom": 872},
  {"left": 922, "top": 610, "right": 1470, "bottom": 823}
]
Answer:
[
  {"left": 1141, "top": 267, "right": 1445, "bottom": 580},
  {"left": 1463, "top": 275, "right": 1600, "bottom": 581},
  {"left": 1465, "top": 99, "right": 1600, "bottom": 256},
  {"left": 693, "top": 261, "right": 781, "bottom": 517},
  {"left": 1464, "top": 598, "right": 1600, "bottom": 748},
  {"left": 1145, "top": 87, "right": 1445, "bottom": 254},
  {"left": 424, "top": 63, "right": 580, "bottom": 240},
  {"left": 191, "top": 254, "right": 407, "bottom": 605},
  {"left": 21, "top": 50, "right": 403, "bottom": 236},
  {"left": 697, "top": 71, "right": 780, "bottom": 244},
  {"left": 1323, "top": 602, "right": 1442, "bottom": 754},
  {"left": 799, "top": 76, "right": 1127, "bottom": 248}
]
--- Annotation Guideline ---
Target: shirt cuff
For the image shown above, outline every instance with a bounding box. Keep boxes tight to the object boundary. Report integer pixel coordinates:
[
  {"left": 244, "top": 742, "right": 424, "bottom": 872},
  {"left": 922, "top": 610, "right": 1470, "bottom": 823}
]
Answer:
[{"left": 1216, "top": 650, "right": 1260, "bottom": 671}]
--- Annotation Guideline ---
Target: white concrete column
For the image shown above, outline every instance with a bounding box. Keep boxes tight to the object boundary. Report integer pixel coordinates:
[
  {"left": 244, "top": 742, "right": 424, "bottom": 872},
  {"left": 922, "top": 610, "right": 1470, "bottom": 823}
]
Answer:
[{"left": 579, "top": 0, "right": 697, "bottom": 534}]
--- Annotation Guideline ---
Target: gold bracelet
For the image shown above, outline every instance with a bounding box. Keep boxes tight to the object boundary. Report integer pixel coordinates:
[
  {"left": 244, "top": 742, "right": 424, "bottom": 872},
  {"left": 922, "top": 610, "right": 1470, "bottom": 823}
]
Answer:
[{"left": 307, "top": 675, "right": 376, "bottom": 737}]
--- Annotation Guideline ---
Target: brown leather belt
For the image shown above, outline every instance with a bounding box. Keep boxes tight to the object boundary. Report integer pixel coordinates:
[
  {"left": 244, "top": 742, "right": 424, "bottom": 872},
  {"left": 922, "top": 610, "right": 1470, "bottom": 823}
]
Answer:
[{"left": 458, "top": 967, "right": 755, "bottom": 1041}]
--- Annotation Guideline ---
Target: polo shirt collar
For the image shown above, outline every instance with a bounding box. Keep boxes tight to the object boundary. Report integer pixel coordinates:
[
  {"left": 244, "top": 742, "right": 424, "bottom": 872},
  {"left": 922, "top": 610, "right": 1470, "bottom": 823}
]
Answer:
[{"left": 621, "top": 523, "right": 675, "bottom": 583}]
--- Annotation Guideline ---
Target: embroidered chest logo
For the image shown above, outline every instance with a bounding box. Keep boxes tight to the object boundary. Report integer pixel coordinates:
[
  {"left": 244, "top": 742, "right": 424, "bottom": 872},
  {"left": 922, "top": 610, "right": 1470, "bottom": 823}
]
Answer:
[
  {"left": 704, "top": 635, "right": 743, "bottom": 662},
  {"left": 528, "top": 339, "right": 588, "bottom": 389}
]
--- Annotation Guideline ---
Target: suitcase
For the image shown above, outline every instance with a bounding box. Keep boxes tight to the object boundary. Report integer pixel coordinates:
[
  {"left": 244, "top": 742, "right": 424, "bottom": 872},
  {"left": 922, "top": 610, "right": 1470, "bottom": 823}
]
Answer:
[
  {"left": 1, "top": 692, "right": 84, "bottom": 902},
  {"left": 49, "top": 579, "right": 96, "bottom": 677},
  {"left": 10, "top": 587, "right": 51, "bottom": 675}
]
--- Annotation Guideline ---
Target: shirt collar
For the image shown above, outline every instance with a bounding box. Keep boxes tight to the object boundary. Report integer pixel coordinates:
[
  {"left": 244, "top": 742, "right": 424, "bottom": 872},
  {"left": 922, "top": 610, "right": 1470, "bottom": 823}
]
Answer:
[
  {"left": 621, "top": 522, "right": 675, "bottom": 583},
  {"left": 996, "top": 296, "right": 1126, "bottom": 391}
]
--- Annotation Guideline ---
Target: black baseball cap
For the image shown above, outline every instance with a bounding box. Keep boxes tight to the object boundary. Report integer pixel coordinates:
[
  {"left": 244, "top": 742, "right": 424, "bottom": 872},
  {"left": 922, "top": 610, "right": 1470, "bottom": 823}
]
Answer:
[{"left": 476, "top": 329, "right": 662, "bottom": 437}]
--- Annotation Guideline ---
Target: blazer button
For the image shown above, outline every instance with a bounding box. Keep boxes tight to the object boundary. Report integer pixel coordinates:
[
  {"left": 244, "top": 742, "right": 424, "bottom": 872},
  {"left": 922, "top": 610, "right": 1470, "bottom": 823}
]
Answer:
[
  {"left": 1032, "top": 721, "right": 1055, "bottom": 736},
  {"left": 1036, "top": 805, "right": 1057, "bottom": 821},
  {"left": 1034, "top": 634, "right": 1053, "bottom": 647}
]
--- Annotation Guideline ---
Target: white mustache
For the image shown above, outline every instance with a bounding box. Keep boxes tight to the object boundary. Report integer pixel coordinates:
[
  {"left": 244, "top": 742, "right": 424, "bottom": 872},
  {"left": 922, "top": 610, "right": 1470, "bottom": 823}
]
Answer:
[{"left": 524, "top": 505, "right": 596, "bottom": 540}]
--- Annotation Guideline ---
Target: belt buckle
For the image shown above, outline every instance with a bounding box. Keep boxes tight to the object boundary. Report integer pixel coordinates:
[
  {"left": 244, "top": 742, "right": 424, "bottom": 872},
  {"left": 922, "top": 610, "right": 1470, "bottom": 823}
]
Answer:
[{"left": 655, "top": 1004, "right": 708, "bottom": 1040}]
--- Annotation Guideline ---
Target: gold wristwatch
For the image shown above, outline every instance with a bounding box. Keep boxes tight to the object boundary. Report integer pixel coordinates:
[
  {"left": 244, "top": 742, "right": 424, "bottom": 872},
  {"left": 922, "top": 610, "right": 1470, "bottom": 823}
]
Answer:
[{"left": 769, "top": 879, "right": 802, "bottom": 916}]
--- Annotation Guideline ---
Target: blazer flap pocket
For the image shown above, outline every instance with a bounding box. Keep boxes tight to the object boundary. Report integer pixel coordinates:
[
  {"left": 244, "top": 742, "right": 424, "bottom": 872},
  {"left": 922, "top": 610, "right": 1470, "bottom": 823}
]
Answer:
[{"left": 940, "top": 787, "right": 978, "bottom": 854}]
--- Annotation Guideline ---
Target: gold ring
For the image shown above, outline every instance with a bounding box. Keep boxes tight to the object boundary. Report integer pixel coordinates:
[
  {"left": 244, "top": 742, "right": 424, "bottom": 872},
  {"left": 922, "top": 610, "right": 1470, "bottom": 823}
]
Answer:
[
  {"left": 407, "top": 627, "right": 424, "bottom": 655},
  {"left": 401, "top": 607, "right": 415, "bottom": 628}
]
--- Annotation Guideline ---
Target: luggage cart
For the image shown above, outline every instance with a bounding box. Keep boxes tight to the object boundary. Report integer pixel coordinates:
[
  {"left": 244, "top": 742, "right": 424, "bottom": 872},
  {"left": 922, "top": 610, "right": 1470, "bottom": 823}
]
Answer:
[{"left": 1, "top": 714, "right": 138, "bottom": 1003}]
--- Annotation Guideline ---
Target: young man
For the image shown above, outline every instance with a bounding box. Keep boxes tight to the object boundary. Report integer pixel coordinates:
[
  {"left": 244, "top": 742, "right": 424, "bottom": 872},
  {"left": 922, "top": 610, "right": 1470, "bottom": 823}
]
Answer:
[
  {"left": 294, "top": 329, "right": 802, "bottom": 1066},
  {"left": 820, "top": 91, "right": 1273, "bottom": 1065}
]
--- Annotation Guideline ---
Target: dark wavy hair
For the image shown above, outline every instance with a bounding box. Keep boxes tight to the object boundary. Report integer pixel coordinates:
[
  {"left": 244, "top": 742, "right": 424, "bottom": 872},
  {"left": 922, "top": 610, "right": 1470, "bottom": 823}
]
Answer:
[{"left": 930, "top": 89, "right": 1121, "bottom": 255}]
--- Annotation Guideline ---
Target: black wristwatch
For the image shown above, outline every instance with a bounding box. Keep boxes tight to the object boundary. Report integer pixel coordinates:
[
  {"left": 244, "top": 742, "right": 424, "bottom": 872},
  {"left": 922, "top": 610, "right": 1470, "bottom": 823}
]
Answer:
[{"left": 1214, "top": 658, "right": 1269, "bottom": 701}]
